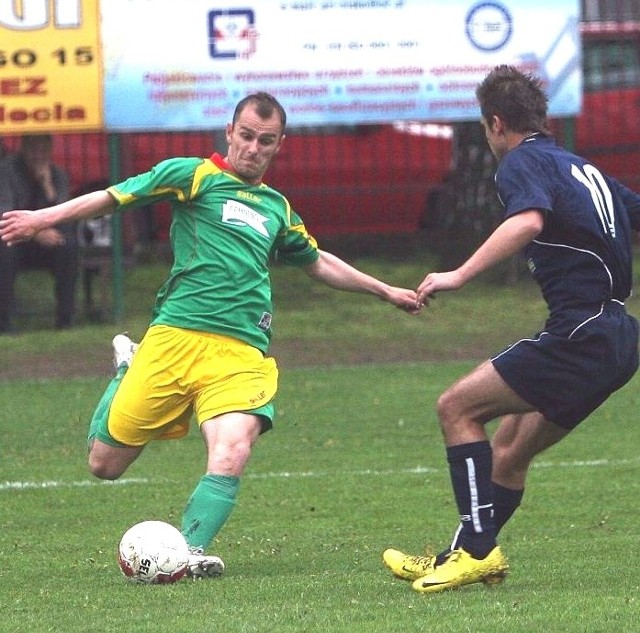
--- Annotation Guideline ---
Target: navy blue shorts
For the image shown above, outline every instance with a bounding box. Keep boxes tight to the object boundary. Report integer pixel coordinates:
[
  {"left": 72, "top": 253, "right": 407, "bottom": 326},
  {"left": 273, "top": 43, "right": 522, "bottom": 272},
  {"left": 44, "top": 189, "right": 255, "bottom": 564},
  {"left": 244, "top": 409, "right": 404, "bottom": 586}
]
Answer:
[{"left": 491, "top": 303, "right": 639, "bottom": 429}]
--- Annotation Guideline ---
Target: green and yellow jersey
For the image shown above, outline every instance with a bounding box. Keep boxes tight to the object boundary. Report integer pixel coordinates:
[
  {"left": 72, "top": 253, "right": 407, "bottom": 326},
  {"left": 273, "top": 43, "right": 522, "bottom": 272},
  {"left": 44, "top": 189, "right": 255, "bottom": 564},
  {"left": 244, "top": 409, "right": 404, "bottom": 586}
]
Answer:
[{"left": 107, "top": 153, "right": 319, "bottom": 353}]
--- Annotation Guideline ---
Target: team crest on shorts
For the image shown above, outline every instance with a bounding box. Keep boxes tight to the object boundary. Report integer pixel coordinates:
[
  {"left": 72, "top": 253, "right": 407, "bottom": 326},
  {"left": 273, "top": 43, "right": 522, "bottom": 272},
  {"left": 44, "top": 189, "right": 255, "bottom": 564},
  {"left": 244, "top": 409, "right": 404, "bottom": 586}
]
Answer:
[{"left": 258, "top": 312, "right": 272, "bottom": 331}]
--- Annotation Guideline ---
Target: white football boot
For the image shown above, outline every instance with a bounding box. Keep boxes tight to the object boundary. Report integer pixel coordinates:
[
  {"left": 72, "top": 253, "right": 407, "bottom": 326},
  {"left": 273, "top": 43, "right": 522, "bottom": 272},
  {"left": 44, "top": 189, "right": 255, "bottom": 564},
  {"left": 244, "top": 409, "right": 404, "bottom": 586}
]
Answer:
[
  {"left": 112, "top": 333, "right": 139, "bottom": 370},
  {"left": 186, "top": 547, "right": 225, "bottom": 579}
]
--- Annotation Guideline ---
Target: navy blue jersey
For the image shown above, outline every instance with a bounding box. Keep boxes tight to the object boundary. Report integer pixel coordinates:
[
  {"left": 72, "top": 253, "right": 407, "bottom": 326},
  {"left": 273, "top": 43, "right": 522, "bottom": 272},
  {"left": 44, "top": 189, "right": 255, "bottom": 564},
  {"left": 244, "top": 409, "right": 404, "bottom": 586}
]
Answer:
[{"left": 496, "top": 134, "right": 640, "bottom": 332}]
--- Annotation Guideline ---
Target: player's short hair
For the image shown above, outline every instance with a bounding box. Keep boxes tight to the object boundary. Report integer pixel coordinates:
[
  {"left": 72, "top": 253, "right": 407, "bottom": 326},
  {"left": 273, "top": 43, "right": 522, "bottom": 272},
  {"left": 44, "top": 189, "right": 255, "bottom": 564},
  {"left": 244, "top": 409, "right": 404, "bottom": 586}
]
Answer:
[
  {"left": 476, "top": 65, "right": 550, "bottom": 135},
  {"left": 233, "top": 92, "right": 287, "bottom": 133}
]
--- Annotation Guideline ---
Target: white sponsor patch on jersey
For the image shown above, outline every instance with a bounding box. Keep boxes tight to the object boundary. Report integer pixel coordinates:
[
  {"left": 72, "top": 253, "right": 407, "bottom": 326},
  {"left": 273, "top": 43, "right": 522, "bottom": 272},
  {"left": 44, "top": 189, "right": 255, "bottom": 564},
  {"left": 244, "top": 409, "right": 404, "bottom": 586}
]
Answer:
[{"left": 222, "top": 200, "right": 269, "bottom": 237}]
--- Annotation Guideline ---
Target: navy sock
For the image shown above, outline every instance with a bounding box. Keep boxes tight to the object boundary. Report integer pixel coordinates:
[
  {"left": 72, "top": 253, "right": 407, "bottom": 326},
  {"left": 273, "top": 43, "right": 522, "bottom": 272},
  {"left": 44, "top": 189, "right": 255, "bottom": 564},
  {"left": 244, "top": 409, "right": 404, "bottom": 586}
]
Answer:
[
  {"left": 493, "top": 482, "right": 524, "bottom": 535},
  {"left": 446, "top": 441, "right": 496, "bottom": 559}
]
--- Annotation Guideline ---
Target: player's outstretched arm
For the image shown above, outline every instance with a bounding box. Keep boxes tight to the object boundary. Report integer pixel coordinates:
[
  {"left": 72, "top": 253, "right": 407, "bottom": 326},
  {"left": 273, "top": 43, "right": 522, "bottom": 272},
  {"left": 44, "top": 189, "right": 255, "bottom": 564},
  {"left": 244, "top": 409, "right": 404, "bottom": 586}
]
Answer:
[
  {"left": 304, "top": 249, "right": 423, "bottom": 314},
  {"left": 0, "top": 191, "right": 114, "bottom": 246},
  {"left": 416, "top": 209, "right": 544, "bottom": 303}
]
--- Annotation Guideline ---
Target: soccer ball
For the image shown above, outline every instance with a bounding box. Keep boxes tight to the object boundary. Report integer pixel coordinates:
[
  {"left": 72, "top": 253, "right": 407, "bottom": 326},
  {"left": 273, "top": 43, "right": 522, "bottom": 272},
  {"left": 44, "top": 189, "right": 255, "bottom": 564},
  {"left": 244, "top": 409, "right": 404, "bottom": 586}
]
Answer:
[{"left": 117, "top": 520, "right": 190, "bottom": 584}]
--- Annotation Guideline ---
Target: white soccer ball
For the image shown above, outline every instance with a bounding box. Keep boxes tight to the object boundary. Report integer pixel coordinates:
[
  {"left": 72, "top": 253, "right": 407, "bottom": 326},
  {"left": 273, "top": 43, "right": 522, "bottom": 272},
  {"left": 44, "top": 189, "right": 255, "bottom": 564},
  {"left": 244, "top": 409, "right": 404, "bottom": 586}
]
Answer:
[{"left": 117, "top": 520, "right": 189, "bottom": 584}]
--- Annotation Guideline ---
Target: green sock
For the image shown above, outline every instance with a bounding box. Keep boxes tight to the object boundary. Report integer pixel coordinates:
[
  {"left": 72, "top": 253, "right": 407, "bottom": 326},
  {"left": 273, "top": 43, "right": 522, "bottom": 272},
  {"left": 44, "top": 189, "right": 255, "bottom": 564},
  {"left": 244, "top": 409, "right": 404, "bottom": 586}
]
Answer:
[
  {"left": 87, "top": 365, "right": 128, "bottom": 449},
  {"left": 181, "top": 474, "right": 240, "bottom": 550}
]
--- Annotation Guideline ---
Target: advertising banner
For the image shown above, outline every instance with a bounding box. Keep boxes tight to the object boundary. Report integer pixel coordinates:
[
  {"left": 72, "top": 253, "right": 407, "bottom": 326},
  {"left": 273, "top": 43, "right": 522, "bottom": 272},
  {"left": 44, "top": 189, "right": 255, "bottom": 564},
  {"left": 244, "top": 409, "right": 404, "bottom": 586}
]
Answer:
[
  {"left": 102, "top": 0, "right": 582, "bottom": 131},
  {"left": 0, "top": 0, "right": 103, "bottom": 133}
]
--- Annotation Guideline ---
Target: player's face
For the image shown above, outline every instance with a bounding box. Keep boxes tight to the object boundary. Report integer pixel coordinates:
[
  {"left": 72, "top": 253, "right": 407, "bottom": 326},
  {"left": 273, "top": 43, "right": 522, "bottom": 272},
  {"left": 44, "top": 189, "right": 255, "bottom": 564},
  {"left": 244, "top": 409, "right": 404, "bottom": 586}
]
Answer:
[
  {"left": 21, "top": 139, "right": 53, "bottom": 175},
  {"left": 225, "top": 105, "right": 284, "bottom": 184}
]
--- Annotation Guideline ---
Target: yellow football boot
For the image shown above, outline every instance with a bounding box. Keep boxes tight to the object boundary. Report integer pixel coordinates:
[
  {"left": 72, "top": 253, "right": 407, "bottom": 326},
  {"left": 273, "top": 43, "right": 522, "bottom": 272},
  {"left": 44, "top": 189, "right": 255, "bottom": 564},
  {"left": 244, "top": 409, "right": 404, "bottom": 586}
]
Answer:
[
  {"left": 412, "top": 546, "right": 508, "bottom": 594},
  {"left": 382, "top": 548, "right": 436, "bottom": 581}
]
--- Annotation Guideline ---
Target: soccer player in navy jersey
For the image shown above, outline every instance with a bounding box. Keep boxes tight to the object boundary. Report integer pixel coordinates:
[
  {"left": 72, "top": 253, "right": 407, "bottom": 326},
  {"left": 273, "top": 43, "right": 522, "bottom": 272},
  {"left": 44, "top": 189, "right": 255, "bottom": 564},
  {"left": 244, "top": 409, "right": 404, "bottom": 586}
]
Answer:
[{"left": 384, "top": 65, "right": 640, "bottom": 593}]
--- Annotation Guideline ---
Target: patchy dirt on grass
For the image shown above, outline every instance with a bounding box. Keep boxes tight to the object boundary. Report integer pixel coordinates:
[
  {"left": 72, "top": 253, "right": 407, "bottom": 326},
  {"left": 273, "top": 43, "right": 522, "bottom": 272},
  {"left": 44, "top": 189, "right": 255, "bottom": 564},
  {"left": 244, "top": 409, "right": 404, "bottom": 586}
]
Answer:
[{"left": 1, "top": 337, "right": 486, "bottom": 382}]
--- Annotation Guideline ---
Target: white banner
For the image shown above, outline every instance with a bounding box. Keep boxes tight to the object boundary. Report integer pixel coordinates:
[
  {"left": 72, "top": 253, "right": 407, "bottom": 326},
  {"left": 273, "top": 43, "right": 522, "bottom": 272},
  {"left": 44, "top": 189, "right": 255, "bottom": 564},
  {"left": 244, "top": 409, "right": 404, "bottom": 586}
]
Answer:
[{"left": 102, "top": 0, "right": 582, "bottom": 131}]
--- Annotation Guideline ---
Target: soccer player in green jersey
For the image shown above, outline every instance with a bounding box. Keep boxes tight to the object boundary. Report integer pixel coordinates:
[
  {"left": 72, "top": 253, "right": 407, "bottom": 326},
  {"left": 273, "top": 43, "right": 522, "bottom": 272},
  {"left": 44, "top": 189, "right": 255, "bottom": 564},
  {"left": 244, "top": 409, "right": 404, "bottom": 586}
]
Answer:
[{"left": 0, "top": 92, "right": 422, "bottom": 578}]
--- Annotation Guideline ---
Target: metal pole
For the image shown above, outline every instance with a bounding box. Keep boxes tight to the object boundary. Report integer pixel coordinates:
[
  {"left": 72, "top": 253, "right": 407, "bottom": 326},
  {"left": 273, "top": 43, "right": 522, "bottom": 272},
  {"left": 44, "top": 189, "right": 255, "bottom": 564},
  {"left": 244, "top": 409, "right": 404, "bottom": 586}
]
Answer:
[
  {"left": 108, "top": 133, "right": 124, "bottom": 324},
  {"left": 562, "top": 117, "right": 576, "bottom": 153}
]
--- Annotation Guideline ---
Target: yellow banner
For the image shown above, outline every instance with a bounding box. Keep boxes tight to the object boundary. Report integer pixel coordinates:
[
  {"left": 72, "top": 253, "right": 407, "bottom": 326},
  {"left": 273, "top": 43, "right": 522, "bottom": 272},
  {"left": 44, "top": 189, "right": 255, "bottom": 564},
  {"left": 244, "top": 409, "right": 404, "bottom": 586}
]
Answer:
[{"left": 0, "top": 0, "right": 103, "bottom": 133}]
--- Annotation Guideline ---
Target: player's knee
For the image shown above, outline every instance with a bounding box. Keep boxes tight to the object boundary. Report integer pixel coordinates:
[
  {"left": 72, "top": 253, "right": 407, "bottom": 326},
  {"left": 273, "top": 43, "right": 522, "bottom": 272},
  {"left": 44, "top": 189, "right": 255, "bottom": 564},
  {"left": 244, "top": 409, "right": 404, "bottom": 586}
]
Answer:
[
  {"left": 208, "top": 440, "right": 253, "bottom": 476},
  {"left": 88, "top": 452, "right": 124, "bottom": 480},
  {"left": 436, "top": 389, "right": 458, "bottom": 428},
  {"left": 436, "top": 389, "right": 484, "bottom": 444}
]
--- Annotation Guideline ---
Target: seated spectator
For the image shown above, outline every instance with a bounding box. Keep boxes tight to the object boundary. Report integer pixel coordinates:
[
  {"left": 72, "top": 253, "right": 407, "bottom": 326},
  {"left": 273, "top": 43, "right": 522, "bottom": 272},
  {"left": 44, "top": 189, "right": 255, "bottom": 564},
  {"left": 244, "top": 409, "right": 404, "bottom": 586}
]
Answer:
[{"left": 0, "top": 134, "right": 78, "bottom": 332}]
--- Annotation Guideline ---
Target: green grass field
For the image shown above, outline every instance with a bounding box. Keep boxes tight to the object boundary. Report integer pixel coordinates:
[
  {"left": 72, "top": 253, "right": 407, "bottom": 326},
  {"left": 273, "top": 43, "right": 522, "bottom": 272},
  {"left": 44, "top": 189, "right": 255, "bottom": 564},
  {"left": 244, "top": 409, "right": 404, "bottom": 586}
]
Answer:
[
  {"left": 1, "top": 253, "right": 639, "bottom": 632},
  {"left": 1, "top": 365, "right": 639, "bottom": 632}
]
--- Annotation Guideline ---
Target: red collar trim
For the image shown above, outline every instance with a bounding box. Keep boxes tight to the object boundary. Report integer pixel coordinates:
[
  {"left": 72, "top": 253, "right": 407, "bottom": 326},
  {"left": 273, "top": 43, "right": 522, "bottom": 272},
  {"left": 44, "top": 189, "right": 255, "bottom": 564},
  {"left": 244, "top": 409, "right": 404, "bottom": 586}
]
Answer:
[
  {"left": 210, "top": 152, "right": 231, "bottom": 170},
  {"left": 209, "top": 152, "right": 263, "bottom": 185}
]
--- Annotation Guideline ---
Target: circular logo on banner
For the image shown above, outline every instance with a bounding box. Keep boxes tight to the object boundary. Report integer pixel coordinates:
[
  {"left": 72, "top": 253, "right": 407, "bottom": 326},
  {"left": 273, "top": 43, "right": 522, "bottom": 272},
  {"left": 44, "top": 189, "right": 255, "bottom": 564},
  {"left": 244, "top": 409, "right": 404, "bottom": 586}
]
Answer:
[{"left": 465, "top": 2, "right": 513, "bottom": 52}]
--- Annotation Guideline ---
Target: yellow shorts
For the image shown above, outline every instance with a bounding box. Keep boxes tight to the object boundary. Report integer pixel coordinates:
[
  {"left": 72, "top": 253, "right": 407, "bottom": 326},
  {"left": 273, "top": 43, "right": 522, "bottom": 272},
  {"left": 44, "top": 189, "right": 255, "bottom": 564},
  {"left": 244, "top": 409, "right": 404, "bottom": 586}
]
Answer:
[{"left": 108, "top": 324, "right": 278, "bottom": 446}]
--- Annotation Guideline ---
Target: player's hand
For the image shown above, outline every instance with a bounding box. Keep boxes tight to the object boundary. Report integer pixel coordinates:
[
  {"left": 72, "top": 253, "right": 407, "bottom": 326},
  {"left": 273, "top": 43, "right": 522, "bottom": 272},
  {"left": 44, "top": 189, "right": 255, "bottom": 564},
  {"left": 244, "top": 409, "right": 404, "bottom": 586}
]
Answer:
[
  {"left": 416, "top": 270, "right": 464, "bottom": 303},
  {"left": 384, "top": 286, "right": 424, "bottom": 314},
  {"left": 0, "top": 210, "right": 42, "bottom": 246}
]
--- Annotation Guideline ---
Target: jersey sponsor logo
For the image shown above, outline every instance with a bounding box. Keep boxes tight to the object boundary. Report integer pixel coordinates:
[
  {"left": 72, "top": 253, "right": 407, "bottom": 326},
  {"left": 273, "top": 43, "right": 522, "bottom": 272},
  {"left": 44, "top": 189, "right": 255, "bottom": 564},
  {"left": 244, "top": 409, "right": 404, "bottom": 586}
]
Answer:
[
  {"left": 237, "top": 190, "right": 261, "bottom": 203},
  {"left": 222, "top": 200, "right": 269, "bottom": 237}
]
